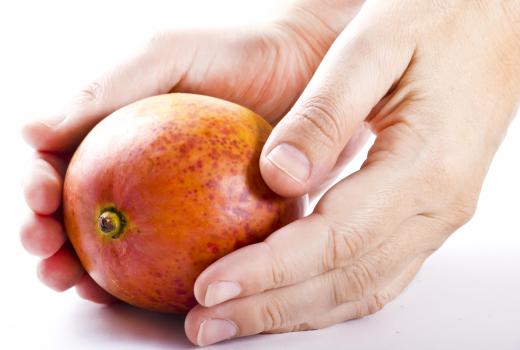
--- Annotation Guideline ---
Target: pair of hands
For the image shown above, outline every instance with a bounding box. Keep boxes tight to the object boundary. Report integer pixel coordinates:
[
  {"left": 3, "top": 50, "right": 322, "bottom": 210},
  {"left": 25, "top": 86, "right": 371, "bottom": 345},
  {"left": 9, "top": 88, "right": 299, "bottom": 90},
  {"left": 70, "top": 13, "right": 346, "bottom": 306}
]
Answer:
[{"left": 20, "top": 0, "right": 520, "bottom": 346}]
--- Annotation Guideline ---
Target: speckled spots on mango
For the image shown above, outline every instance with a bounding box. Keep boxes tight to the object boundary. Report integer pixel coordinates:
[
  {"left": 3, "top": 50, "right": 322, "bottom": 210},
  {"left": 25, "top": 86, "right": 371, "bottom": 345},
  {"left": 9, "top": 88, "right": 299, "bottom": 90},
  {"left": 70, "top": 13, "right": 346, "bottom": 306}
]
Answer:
[{"left": 63, "top": 93, "right": 304, "bottom": 314}]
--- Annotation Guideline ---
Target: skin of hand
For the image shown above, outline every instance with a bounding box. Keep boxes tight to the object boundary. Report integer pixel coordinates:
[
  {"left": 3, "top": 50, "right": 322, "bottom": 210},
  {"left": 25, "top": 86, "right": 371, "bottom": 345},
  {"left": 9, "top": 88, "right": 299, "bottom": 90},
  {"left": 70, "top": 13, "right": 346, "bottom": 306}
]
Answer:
[
  {"left": 184, "top": 0, "right": 520, "bottom": 346},
  {"left": 20, "top": 0, "right": 520, "bottom": 347},
  {"left": 20, "top": 2, "right": 362, "bottom": 310}
]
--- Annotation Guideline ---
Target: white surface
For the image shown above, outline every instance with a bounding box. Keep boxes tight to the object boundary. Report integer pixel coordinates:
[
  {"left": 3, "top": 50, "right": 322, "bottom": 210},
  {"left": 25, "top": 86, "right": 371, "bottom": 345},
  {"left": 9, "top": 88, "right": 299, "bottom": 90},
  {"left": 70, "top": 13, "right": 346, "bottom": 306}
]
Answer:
[{"left": 1, "top": 1, "right": 519, "bottom": 349}]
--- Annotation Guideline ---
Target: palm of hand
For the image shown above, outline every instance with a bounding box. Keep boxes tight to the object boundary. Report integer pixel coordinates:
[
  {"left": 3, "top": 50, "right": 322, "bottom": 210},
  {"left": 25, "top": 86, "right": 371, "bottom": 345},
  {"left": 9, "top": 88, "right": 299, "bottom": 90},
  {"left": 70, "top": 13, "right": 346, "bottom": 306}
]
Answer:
[{"left": 21, "top": 19, "right": 352, "bottom": 303}]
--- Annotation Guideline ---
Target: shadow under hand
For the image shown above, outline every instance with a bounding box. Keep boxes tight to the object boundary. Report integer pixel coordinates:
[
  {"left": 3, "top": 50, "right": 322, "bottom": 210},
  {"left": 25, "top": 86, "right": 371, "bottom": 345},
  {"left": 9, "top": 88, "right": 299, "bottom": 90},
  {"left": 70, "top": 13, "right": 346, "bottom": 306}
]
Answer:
[{"left": 69, "top": 302, "right": 194, "bottom": 349}]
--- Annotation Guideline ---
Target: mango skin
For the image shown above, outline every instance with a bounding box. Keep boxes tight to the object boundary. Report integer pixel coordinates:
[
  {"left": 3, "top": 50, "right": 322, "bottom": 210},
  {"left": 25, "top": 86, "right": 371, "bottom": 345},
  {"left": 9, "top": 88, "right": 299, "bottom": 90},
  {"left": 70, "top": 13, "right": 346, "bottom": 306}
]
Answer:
[{"left": 63, "top": 93, "right": 305, "bottom": 313}]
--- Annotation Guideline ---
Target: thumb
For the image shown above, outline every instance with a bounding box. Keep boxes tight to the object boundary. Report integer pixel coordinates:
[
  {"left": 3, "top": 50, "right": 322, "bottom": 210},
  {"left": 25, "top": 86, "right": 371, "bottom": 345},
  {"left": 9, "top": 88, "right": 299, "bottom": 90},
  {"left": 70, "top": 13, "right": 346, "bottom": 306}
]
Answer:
[
  {"left": 260, "top": 11, "right": 414, "bottom": 197},
  {"left": 22, "top": 32, "right": 194, "bottom": 153}
]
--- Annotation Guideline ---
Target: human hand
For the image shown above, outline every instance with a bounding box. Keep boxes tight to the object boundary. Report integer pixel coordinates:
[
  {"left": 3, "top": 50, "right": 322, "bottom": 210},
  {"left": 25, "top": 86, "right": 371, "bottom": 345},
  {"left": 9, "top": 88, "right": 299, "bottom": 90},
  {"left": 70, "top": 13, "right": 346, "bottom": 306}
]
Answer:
[
  {"left": 20, "top": 2, "right": 362, "bottom": 304},
  {"left": 185, "top": 0, "right": 520, "bottom": 346}
]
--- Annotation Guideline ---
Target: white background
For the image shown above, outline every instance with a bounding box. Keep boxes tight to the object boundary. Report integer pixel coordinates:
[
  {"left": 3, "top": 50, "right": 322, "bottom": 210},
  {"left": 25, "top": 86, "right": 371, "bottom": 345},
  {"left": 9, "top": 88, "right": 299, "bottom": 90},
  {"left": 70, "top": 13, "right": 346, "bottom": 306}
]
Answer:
[{"left": 1, "top": 1, "right": 519, "bottom": 349}]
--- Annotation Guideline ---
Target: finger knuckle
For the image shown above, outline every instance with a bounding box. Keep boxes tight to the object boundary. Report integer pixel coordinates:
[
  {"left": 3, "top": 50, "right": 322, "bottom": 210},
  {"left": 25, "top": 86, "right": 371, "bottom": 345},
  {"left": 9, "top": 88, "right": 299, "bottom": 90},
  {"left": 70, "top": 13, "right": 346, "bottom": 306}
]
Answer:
[
  {"left": 260, "top": 297, "right": 290, "bottom": 331},
  {"left": 448, "top": 196, "right": 478, "bottom": 227},
  {"left": 347, "top": 33, "right": 377, "bottom": 59},
  {"left": 294, "top": 95, "right": 345, "bottom": 148},
  {"left": 344, "top": 32, "right": 397, "bottom": 81},
  {"left": 329, "top": 271, "right": 347, "bottom": 306},
  {"left": 330, "top": 262, "right": 373, "bottom": 306},
  {"left": 453, "top": 183, "right": 479, "bottom": 226},
  {"left": 354, "top": 300, "right": 367, "bottom": 319},
  {"left": 263, "top": 240, "right": 290, "bottom": 288},
  {"left": 448, "top": 180, "right": 479, "bottom": 227},
  {"left": 366, "top": 291, "right": 391, "bottom": 315},
  {"left": 324, "top": 217, "right": 370, "bottom": 270},
  {"left": 325, "top": 223, "right": 359, "bottom": 270},
  {"left": 348, "top": 263, "right": 375, "bottom": 298},
  {"left": 421, "top": 152, "right": 479, "bottom": 228},
  {"left": 77, "top": 80, "right": 104, "bottom": 105}
]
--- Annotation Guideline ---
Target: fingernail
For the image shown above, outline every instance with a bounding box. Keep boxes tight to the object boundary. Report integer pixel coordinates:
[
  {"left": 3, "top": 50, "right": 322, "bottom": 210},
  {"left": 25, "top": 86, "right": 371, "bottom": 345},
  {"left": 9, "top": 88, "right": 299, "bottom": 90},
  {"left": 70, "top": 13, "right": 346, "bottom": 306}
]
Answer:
[
  {"left": 266, "top": 143, "right": 311, "bottom": 183},
  {"left": 197, "top": 319, "right": 238, "bottom": 346},
  {"left": 204, "top": 281, "right": 241, "bottom": 307},
  {"left": 37, "top": 114, "right": 66, "bottom": 128}
]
